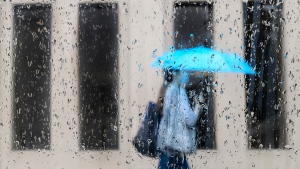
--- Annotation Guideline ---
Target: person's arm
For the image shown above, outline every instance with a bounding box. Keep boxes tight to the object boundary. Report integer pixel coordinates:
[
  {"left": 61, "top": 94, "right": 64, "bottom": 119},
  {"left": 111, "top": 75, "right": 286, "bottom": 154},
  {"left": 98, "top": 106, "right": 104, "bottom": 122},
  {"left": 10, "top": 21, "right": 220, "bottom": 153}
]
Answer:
[
  {"left": 193, "top": 91, "right": 205, "bottom": 113},
  {"left": 179, "top": 87, "right": 200, "bottom": 127}
]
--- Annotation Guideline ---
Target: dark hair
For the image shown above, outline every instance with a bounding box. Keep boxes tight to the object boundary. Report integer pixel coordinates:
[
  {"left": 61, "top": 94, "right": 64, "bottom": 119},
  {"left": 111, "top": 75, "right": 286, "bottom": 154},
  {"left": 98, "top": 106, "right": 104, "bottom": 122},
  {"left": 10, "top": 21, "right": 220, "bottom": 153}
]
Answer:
[{"left": 163, "top": 67, "right": 180, "bottom": 83}]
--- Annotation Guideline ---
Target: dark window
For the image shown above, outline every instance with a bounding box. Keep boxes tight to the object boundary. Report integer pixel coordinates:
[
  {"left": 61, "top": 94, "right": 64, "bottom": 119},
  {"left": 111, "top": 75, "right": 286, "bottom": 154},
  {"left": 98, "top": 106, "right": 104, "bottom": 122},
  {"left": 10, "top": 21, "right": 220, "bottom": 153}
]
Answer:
[
  {"left": 78, "top": 3, "right": 119, "bottom": 150},
  {"left": 174, "top": 2, "right": 215, "bottom": 149},
  {"left": 13, "top": 4, "right": 52, "bottom": 150},
  {"left": 243, "top": 0, "right": 285, "bottom": 149}
]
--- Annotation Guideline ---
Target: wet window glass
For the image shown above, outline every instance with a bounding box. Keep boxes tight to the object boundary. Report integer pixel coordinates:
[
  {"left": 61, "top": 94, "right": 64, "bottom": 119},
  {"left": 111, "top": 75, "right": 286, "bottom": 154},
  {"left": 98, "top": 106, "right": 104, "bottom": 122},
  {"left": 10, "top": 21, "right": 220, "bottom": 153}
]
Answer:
[
  {"left": 12, "top": 4, "right": 52, "bottom": 150},
  {"left": 174, "top": 2, "right": 215, "bottom": 149},
  {"left": 1, "top": 0, "right": 298, "bottom": 168},
  {"left": 78, "top": 3, "right": 119, "bottom": 150},
  {"left": 243, "top": 0, "right": 285, "bottom": 149}
]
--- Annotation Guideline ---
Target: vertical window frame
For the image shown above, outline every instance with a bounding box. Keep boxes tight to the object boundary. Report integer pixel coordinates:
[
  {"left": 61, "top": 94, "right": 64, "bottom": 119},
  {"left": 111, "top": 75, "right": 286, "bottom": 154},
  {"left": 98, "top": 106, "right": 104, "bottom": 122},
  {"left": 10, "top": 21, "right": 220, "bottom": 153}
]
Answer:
[
  {"left": 173, "top": 1, "right": 215, "bottom": 149},
  {"left": 78, "top": 2, "right": 119, "bottom": 151},
  {"left": 243, "top": 0, "right": 285, "bottom": 149},
  {"left": 12, "top": 3, "right": 52, "bottom": 151}
]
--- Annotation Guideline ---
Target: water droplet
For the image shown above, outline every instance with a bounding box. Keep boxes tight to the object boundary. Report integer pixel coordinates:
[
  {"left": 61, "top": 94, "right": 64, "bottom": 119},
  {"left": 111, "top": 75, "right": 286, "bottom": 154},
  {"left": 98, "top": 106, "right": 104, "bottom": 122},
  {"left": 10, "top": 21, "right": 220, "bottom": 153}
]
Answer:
[
  {"left": 132, "top": 39, "right": 137, "bottom": 45},
  {"left": 113, "top": 125, "right": 117, "bottom": 131},
  {"left": 220, "top": 33, "right": 223, "bottom": 39}
]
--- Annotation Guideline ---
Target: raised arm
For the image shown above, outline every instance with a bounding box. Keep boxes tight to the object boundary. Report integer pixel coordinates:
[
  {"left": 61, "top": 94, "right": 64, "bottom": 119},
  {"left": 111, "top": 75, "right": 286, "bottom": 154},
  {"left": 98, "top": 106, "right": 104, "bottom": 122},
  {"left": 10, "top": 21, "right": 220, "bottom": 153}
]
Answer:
[{"left": 179, "top": 87, "right": 200, "bottom": 127}]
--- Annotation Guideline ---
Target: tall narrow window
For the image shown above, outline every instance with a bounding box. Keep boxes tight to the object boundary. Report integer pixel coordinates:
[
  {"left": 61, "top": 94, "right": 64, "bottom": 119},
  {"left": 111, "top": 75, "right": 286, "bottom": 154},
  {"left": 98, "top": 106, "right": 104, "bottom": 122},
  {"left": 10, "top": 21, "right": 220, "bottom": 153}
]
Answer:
[
  {"left": 78, "top": 3, "right": 119, "bottom": 150},
  {"left": 243, "top": 0, "right": 285, "bottom": 149},
  {"left": 174, "top": 2, "right": 215, "bottom": 149},
  {"left": 13, "top": 4, "right": 52, "bottom": 150}
]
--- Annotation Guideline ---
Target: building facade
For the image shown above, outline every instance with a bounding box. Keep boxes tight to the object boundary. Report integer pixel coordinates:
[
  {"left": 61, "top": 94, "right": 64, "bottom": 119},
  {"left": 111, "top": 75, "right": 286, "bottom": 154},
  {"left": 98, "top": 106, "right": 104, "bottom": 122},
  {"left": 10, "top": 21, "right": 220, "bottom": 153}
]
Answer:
[{"left": 0, "top": 0, "right": 299, "bottom": 168}]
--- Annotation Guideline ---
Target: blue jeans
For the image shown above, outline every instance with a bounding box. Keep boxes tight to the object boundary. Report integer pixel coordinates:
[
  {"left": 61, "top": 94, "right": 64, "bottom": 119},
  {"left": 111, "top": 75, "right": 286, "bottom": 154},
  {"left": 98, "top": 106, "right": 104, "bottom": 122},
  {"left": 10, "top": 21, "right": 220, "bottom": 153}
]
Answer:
[{"left": 158, "top": 152, "right": 190, "bottom": 169}]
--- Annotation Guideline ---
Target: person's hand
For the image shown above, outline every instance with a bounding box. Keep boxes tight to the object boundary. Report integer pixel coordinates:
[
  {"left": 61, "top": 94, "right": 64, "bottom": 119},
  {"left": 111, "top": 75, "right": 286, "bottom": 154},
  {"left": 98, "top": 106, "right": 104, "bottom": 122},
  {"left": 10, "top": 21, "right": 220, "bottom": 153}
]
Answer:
[
  {"left": 197, "top": 92, "right": 205, "bottom": 104},
  {"left": 193, "top": 102, "right": 201, "bottom": 114},
  {"left": 193, "top": 92, "right": 206, "bottom": 114},
  {"left": 193, "top": 95, "right": 201, "bottom": 114}
]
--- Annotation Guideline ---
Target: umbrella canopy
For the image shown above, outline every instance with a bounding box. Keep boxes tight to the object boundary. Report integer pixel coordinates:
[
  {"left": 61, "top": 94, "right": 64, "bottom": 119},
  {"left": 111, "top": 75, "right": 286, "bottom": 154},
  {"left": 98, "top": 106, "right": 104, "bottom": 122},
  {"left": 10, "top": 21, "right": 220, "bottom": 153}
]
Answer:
[{"left": 151, "top": 46, "right": 255, "bottom": 74}]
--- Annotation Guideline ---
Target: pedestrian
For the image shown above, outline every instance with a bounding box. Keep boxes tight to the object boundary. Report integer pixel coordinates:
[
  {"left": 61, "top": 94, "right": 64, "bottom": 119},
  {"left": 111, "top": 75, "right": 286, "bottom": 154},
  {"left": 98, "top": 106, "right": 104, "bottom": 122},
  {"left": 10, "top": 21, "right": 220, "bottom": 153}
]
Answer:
[{"left": 157, "top": 68, "right": 202, "bottom": 169}]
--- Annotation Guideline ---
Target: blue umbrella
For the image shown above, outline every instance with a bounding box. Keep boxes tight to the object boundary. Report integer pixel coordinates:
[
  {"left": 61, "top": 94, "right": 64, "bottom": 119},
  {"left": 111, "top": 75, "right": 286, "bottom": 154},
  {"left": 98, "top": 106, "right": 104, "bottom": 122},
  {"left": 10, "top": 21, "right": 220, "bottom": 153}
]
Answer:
[{"left": 151, "top": 46, "right": 255, "bottom": 74}]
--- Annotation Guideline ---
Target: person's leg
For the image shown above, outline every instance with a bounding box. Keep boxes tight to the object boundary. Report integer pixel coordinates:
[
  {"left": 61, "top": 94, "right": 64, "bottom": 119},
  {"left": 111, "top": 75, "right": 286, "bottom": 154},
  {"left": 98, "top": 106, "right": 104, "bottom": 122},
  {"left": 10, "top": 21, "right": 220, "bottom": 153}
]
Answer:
[
  {"left": 158, "top": 152, "right": 169, "bottom": 169},
  {"left": 158, "top": 152, "right": 190, "bottom": 169},
  {"left": 171, "top": 154, "right": 188, "bottom": 169},
  {"left": 182, "top": 154, "right": 190, "bottom": 169},
  {"left": 158, "top": 152, "right": 179, "bottom": 169}
]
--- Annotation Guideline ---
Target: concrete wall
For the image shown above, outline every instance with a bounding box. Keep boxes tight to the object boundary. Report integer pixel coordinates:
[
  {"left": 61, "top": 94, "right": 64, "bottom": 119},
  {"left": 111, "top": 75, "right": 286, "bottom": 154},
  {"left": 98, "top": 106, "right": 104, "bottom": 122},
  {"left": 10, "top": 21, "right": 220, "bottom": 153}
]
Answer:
[{"left": 0, "top": 0, "right": 299, "bottom": 168}]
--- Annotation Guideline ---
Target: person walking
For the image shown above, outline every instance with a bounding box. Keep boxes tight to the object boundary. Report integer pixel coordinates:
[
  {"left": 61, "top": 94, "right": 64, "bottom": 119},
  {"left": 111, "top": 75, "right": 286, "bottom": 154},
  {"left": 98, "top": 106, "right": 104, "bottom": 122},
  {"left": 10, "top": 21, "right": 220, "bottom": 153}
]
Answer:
[{"left": 157, "top": 69, "right": 202, "bottom": 169}]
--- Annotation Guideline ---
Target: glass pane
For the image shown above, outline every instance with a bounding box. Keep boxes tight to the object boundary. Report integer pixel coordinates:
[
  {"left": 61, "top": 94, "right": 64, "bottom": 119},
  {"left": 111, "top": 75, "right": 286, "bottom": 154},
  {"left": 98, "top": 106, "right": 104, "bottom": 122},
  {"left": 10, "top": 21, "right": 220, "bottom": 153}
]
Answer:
[
  {"left": 174, "top": 2, "right": 212, "bottom": 49},
  {"left": 173, "top": 2, "right": 215, "bottom": 149},
  {"left": 243, "top": 0, "right": 285, "bottom": 149},
  {"left": 78, "top": 3, "right": 119, "bottom": 150},
  {"left": 12, "top": 4, "right": 52, "bottom": 150}
]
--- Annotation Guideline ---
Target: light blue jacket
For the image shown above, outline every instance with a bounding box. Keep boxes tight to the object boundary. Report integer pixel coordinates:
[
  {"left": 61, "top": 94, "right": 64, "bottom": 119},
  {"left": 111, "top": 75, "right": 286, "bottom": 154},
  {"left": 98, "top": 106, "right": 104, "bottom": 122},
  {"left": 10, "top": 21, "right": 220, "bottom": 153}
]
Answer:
[{"left": 157, "top": 84, "right": 198, "bottom": 154}]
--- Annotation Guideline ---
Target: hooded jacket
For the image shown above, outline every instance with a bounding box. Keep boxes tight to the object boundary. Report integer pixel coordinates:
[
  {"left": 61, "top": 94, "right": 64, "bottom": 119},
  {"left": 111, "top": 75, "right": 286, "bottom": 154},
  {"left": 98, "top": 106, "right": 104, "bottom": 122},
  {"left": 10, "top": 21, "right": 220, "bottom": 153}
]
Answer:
[{"left": 157, "top": 84, "right": 198, "bottom": 154}]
